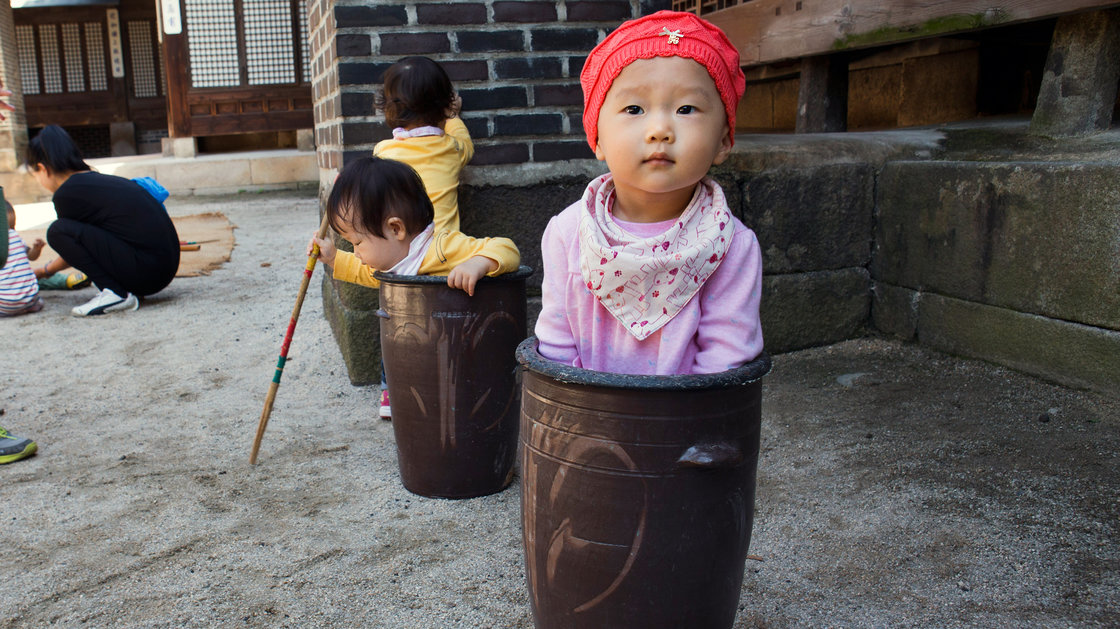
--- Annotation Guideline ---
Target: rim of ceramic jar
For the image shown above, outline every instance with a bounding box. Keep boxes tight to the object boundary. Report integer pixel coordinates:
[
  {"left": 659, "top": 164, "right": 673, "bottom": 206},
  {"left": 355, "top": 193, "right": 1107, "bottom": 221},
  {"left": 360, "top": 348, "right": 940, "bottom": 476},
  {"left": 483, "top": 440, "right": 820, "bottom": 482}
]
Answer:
[
  {"left": 517, "top": 336, "right": 772, "bottom": 391},
  {"left": 375, "top": 265, "right": 534, "bottom": 285}
]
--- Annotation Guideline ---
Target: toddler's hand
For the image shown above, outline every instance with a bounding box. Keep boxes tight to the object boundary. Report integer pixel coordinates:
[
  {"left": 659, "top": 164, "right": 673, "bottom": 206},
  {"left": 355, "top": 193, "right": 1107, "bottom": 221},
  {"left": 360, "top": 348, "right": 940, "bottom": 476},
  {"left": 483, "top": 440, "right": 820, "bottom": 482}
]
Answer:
[
  {"left": 308, "top": 233, "right": 336, "bottom": 268},
  {"left": 447, "top": 256, "right": 497, "bottom": 296},
  {"left": 446, "top": 93, "right": 462, "bottom": 119},
  {"left": 27, "top": 238, "right": 46, "bottom": 260}
]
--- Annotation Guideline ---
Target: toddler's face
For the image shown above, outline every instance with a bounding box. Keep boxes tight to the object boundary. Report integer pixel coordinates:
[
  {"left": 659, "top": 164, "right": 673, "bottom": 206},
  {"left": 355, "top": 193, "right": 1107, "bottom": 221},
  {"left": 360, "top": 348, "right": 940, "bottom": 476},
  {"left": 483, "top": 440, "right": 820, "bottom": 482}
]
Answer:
[
  {"left": 594, "top": 56, "right": 732, "bottom": 201},
  {"left": 335, "top": 214, "right": 411, "bottom": 272}
]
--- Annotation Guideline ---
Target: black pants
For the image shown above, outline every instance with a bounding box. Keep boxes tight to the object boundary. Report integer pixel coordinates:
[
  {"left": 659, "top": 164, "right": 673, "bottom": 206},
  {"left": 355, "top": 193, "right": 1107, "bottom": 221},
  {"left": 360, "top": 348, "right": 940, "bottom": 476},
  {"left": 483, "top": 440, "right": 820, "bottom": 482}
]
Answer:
[{"left": 48, "top": 218, "right": 177, "bottom": 297}]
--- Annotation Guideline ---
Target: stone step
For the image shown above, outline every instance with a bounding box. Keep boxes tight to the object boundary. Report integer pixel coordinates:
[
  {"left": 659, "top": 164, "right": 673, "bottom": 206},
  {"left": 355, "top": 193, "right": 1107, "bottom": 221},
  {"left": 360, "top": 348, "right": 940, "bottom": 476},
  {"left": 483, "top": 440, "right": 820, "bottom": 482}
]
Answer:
[{"left": 1, "top": 148, "right": 317, "bottom": 204}]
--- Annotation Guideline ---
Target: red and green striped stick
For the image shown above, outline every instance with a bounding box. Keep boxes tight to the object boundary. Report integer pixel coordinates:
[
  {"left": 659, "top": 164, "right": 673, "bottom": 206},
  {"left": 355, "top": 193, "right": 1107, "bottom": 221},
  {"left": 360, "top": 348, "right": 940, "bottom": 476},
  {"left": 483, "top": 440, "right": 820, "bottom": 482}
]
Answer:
[{"left": 250, "top": 213, "right": 331, "bottom": 464}]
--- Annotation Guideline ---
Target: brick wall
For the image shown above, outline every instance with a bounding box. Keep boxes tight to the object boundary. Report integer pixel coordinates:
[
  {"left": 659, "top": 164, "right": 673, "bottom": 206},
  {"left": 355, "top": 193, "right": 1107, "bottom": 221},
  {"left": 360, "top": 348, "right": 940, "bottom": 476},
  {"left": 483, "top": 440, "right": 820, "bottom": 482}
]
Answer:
[
  {"left": 309, "top": 0, "right": 672, "bottom": 188},
  {"left": 0, "top": 0, "right": 29, "bottom": 172},
  {"left": 308, "top": 0, "right": 341, "bottom": 190}
]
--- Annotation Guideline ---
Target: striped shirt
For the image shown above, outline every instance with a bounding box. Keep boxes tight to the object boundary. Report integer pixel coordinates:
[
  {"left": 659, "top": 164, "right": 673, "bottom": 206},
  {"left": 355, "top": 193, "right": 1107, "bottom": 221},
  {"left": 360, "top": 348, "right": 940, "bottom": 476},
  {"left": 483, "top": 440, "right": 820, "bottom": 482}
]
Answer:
[{"left": 0, "top": 229, "right": 40, "bottom": 315}]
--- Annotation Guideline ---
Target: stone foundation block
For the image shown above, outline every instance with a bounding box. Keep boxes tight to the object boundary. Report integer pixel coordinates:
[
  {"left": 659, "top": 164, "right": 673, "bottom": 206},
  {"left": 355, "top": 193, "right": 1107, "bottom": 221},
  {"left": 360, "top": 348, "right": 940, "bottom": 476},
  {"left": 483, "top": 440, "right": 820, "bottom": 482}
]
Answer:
[
  {"left": 916, "top": 290, "right": 1120, "bottom": 394},
  {"left": 875, "top": 160, "right": 1120, "bottom": 331},
  {"left": 742, "top": 163, "right": 874, "bottom": 273},
  {"left": 459, "top": 177, "right": 587, "bottom": 291},
  {"left": 322, "top": 275, "right": 382, "bottom": 386},
  {"left": 762, "top": 268, "right": 870, "bottom": 353}
]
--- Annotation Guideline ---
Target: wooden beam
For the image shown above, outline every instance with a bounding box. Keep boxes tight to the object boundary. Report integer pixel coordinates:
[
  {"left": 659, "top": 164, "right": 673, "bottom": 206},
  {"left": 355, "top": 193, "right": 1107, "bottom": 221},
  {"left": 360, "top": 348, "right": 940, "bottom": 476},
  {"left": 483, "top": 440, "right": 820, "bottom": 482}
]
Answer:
[
  {"left": 795, "top": 54, "right": 848, "bottom": 132},
  {"left": 707, "top": 0, "right": 1120, "bottom": 67}
]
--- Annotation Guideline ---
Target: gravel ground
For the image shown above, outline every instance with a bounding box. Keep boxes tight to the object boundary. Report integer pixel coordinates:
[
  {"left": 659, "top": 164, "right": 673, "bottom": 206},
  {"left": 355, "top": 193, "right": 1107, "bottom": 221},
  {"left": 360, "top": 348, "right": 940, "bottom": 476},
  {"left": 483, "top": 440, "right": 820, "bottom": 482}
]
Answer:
[{"left": 2, "top": 191, "right": 1116, "bottom": 628}]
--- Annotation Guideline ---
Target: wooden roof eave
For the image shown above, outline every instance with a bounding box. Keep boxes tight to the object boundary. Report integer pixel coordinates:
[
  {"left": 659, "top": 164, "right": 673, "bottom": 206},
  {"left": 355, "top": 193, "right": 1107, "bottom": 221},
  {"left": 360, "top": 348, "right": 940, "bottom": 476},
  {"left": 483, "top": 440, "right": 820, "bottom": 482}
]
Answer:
[{"left": 705, "top": 0, "right": 1120, "bottom": 67}]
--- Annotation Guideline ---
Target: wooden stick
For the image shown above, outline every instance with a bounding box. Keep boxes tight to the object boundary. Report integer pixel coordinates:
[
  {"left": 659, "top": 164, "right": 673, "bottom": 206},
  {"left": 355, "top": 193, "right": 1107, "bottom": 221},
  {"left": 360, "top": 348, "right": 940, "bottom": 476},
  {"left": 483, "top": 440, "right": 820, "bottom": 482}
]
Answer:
[{"left": 250, "top": 213, "right": 331, "bottom": 464}]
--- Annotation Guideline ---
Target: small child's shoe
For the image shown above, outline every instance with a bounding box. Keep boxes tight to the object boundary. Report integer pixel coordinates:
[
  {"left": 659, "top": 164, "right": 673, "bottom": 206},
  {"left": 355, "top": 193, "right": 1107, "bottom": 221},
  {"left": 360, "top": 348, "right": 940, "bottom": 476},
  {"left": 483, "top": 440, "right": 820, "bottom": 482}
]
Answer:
[
  {"left": 38, "top": 271, "right": 91, "bottom": 290},
  {"left": 37, "top": 272, "right": 69, "bottom": 290},
  {"left": 379, "top": 390, "right": 391, "bottom": 421},
  {"left": 0, "top": 426, "right": 37, "bottom": 464},
  {"left": 66, "top": 271, "right": 92, "bottom": 289}
]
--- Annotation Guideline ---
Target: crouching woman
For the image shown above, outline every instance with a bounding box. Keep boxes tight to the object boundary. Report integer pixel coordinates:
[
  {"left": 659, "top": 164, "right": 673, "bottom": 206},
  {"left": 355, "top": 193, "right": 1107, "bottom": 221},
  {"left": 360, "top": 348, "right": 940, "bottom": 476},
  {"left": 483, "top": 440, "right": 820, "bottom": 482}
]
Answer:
[{"left": 28, "top": 125, "right": 179, "bottom": 316}]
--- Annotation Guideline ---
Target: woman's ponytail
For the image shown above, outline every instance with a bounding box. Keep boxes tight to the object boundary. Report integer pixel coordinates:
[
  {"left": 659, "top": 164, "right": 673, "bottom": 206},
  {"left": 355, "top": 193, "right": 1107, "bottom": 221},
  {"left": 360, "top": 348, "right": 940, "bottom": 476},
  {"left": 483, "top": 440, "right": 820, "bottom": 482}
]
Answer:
[{"left": 26, "top": 125, "right": 91, "bottom": 174}]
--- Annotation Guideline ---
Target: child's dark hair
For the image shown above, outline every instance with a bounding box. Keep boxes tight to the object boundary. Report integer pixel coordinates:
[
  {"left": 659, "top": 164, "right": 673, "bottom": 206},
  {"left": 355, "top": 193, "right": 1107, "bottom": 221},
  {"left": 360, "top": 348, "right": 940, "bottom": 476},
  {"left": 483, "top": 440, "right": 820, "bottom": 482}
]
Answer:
[
  {"left": 326, "top": 157, "right": 434, "bottom": 238},
  {"left": 375, "top": 56, "right": 455, "bottom": 128},
  {"left": 26, "top": 125, "right": 91, "bottom": 174}
]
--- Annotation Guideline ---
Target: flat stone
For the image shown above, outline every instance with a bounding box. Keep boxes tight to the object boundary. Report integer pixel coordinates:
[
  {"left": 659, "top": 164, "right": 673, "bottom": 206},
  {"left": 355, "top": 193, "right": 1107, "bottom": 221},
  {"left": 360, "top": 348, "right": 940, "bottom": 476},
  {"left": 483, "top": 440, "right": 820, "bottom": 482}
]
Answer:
[
  {"left": 742, "top": 163, "right": 874, "bottom": 273},
  {"left": 762, "top": 268, "right": 870, "bottom": 353},
  {"left": 915, "top": 290, "right": 1120, "bottom": 394},
  {"left": 250, "top": 153, "right": 318, "bottom": 185},
  {"left": 875, "top": 160, "right": 1120, "bottom": 331},
  {"left": 155, "top": 159, "right": 252, "bottom": 192}
]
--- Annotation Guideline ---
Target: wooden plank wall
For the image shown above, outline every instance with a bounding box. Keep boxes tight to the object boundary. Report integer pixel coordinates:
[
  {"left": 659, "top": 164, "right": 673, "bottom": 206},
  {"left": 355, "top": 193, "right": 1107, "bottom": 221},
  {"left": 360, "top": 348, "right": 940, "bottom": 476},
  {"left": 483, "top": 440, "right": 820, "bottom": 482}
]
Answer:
[{"left": 707, "top": 0, "right": 1120, "bottom": 66}]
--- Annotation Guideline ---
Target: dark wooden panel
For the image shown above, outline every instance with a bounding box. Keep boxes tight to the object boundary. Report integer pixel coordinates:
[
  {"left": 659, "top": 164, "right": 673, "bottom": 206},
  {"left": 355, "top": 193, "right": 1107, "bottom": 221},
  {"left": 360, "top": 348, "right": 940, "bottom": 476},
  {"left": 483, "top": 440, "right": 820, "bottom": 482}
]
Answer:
[
  {"left": 24, "top": 93, "right": 120, "bottom": 127},
  {"left": 179, "top": 83, "right": 313, "bottom": 135},
  {"left": 188, "top": 109, "right": 313, "bottom": 135}
]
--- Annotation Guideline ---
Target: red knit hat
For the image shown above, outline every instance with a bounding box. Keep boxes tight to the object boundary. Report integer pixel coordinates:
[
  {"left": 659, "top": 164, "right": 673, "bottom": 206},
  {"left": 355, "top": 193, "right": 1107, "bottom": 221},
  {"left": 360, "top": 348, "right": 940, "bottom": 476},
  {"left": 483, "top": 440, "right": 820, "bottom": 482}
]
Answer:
[{"left": 581, "top": 10, "right": 746, "bottom": 151}]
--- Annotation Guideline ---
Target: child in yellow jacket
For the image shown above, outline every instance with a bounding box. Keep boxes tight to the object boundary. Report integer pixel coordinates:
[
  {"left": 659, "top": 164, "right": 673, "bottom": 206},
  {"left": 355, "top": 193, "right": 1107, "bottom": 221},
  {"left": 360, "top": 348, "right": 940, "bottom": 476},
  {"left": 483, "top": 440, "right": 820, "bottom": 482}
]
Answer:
[
  {"left": 311, "top": 156, "right": 520, "bottom": 419},
  {"left": 374, "top": 56, "right": 472, "bottom": 234},
  {"left": 312, "top": 157, "right": 519, "bottom": 295}
]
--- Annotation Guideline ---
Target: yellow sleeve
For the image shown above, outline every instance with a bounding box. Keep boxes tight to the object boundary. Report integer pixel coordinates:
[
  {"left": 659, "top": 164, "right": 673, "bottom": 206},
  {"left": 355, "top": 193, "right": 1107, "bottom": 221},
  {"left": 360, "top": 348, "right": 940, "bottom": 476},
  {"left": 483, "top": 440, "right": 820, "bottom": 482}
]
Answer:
[
  {"left": 444, "top": 118, "right": 474, "bottom": 167},
  {"left": 421, "top": 230, "right": 520, "bottom": 277},
  {"left": 331, "top": 251, "right": 381, "bottom": 288}
]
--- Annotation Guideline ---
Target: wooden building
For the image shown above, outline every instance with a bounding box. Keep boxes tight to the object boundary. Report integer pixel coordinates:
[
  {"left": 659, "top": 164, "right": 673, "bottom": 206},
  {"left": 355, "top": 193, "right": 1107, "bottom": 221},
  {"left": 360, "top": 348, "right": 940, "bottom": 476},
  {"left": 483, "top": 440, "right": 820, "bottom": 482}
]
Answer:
[{"left": 12, "top": 0, "right": 311, "bottom": 157}]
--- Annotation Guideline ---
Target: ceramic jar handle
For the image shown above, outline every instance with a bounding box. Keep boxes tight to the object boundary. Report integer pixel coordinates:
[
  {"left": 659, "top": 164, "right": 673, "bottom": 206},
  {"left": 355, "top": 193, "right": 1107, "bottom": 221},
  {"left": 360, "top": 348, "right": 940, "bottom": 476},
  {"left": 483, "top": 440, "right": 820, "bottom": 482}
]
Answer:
[{"left": 676, "top": 443, "right": 743, "bottom": 469}]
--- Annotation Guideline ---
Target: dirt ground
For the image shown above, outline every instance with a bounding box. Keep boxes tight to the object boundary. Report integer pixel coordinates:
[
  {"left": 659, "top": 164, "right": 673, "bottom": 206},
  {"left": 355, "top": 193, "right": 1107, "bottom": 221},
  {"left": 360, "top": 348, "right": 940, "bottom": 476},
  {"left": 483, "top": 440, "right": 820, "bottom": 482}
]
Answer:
[{"left": 2, "top": 192, "right": 1117, "bottom": 628}]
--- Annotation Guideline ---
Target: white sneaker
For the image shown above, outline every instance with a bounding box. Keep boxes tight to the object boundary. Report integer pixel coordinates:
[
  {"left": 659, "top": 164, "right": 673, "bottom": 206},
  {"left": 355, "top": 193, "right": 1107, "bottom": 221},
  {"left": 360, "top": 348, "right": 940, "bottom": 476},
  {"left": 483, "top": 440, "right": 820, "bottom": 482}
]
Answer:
[{"left": 71, "top": 288, "right": 139, "bottom": 317}]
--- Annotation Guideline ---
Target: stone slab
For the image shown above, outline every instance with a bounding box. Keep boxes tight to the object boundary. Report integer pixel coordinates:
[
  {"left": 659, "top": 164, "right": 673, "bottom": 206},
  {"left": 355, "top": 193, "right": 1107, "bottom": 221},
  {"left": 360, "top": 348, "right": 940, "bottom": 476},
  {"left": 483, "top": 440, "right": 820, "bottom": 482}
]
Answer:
[
  {"left": 459, "top": 177, "right": 586, "bottom": 292},
  {"left": 915, "top": 290, "right": 1120, "bottom": 394},
  {"left": 761, "top": 267, "right": 871, "bottom": 353},
  {"left": 251, "top": 153, "right": 319, "bottom": 185},
  {"left": 155, "top": 159, "right": 253, "bottom": 192},
  {"left": 322, "top": 275, "right": 383, "bottom": 386},
  {"left": 875, "top": 160, "right": 1120, "bottom": 331},
  {"left": 741, "top": 162, "right": 874, "bottom": 273}
]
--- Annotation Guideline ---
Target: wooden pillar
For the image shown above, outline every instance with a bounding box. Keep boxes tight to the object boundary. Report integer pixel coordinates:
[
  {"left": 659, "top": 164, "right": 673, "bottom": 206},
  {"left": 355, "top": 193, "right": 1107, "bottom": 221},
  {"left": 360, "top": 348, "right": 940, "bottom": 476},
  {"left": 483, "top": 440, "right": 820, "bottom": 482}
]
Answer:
[
  {"left": 796, "top": 54, "right": 848, "bottom": 133},
  {"left": 1031, "top": 9, "right": 1120, "bottom": 136},
  {"left": 162, "top": 30, "right": 191, "bottom": 139}
]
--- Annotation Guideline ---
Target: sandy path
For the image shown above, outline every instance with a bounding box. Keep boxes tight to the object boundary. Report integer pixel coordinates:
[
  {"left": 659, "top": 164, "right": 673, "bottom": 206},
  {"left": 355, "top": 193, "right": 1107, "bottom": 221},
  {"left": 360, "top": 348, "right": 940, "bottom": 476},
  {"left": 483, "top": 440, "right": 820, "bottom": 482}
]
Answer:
[{"left": 3, "top": 192, "right": 530, "bottom": 627}]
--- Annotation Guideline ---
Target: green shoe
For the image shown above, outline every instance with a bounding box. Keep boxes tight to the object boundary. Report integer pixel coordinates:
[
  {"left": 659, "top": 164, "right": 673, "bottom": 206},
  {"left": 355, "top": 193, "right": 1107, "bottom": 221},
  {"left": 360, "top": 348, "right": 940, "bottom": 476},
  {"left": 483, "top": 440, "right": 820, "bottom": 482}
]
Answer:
[
  {"left": 0, "top": 426, "right": 37, "bottom": 464},
  {"left": 37, "top": 272, "right": 69, "bottom": 290}
]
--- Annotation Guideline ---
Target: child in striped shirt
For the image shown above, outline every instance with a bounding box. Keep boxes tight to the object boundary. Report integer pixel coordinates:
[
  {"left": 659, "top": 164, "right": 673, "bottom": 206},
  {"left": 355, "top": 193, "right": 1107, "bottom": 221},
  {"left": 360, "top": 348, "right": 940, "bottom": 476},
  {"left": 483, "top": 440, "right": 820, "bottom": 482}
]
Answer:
[{"left": 1, "top": 201, "right": 44, "bottom": 316}]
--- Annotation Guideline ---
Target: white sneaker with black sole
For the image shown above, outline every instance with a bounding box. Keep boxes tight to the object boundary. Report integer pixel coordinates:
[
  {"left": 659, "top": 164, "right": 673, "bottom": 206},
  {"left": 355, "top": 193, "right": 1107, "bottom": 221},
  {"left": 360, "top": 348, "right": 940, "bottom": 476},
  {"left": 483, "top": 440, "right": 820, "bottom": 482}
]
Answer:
[{"left": 71, "top": 288, "right": 139, "bottom": 316}]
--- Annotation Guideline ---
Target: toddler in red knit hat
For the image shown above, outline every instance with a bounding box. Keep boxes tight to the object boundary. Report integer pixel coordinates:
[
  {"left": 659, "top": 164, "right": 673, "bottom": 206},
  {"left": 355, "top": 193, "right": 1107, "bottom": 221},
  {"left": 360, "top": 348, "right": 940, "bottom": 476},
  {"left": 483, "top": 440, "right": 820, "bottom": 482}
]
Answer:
[{"left": 535, "top": 10, "right": 764, "bottom": 375}]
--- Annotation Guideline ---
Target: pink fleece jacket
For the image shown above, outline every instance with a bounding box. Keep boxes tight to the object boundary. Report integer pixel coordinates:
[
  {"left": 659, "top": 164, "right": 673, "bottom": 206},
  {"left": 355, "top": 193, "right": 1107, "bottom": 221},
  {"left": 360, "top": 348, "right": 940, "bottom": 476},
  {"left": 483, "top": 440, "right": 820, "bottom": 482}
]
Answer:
[{"left": 535, "top": 191, "right": 764, "bottom": 375}]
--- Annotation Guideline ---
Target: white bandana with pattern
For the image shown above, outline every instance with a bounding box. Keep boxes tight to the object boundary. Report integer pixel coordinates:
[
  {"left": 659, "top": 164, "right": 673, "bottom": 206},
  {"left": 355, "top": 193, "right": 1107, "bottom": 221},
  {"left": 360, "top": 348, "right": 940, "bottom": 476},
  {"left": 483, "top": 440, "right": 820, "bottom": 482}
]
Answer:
[{"left": 578, "top": 173, "right": 733, "bottom": 340}]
